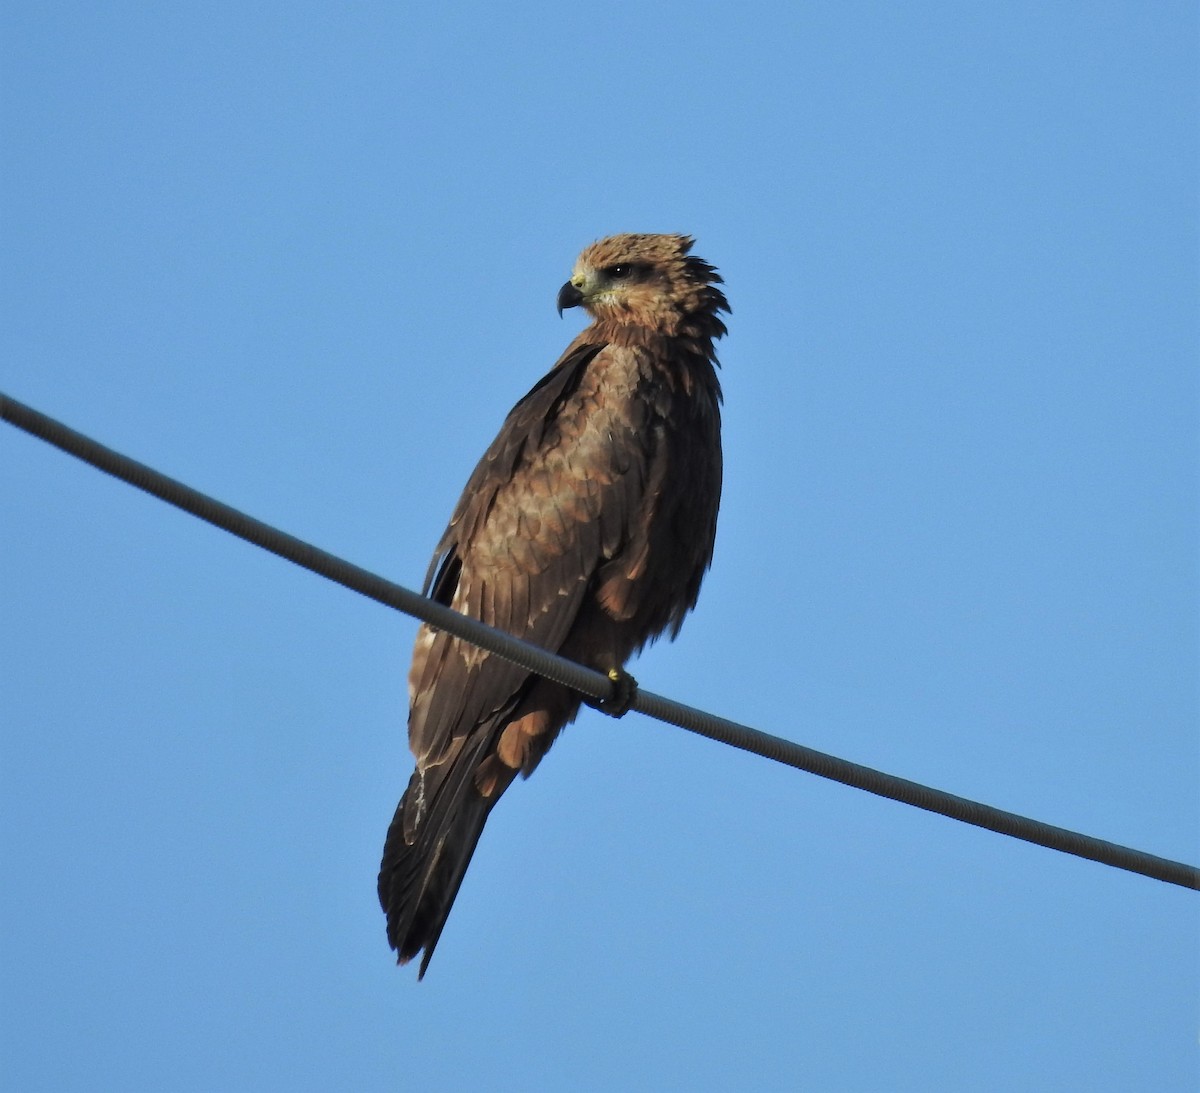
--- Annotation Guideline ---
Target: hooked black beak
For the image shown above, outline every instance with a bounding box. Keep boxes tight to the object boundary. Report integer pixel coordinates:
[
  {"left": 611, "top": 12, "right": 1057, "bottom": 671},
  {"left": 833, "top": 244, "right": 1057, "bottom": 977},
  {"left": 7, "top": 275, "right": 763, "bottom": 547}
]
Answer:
[{"left": 556, "top": 281, "right": 584, "bottom": 317}]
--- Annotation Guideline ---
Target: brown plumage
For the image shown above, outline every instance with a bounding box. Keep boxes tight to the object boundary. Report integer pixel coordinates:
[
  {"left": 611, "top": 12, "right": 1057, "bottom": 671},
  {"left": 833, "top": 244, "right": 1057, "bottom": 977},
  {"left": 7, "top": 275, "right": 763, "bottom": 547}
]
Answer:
[{"left": 378, "top": 233, "right": 728, "bottom": 976}]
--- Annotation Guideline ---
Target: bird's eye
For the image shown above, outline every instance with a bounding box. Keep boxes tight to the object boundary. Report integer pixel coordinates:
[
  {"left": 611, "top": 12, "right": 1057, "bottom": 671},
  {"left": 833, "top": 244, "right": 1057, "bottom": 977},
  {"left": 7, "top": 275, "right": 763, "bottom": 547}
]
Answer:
[{"left": 608, "top": 264, "right": 632, "bottom": 279}]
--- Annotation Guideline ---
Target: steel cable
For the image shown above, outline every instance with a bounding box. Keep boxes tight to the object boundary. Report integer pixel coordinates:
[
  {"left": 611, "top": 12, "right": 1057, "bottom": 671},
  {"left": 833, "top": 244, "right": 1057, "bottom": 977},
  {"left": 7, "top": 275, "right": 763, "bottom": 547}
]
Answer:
[{"left": 4, "top": 390, "right": 1197, "bottom": 892}]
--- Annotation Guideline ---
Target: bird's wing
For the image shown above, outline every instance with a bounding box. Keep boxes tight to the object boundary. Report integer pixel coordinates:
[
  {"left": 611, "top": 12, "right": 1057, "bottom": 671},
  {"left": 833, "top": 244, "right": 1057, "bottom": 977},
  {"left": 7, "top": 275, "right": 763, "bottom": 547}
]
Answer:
[{"left": 406, "top": 339, "right": 647, "bottom": 770}]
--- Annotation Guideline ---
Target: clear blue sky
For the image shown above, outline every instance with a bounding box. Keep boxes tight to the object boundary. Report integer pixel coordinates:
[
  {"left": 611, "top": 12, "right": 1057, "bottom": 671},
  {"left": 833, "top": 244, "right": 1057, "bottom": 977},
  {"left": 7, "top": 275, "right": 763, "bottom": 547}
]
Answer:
[{"left": 2, "top": 3, "right": 1196, "bottom": 1090}]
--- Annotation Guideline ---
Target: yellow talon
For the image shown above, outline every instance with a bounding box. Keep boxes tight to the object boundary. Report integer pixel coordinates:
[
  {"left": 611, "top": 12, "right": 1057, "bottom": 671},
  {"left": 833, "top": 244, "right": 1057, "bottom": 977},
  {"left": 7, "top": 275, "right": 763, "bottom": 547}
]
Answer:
[{"left": 600, "top": 667, "right": 638, "bottom": 718}]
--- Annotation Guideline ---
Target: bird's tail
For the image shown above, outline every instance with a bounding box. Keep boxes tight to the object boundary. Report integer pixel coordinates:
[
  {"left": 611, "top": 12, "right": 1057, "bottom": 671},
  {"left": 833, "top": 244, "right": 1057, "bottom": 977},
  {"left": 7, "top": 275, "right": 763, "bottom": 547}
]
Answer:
[{"left": 377, "top": 732, "right": 499, "bottom": 979}]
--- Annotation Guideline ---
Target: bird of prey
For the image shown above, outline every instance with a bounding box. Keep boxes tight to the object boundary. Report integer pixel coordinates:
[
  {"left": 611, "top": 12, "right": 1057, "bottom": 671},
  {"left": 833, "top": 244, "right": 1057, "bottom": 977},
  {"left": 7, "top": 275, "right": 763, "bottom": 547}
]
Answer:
[{"left": 378, "top": 233, "right": 729, "bottom": 977}]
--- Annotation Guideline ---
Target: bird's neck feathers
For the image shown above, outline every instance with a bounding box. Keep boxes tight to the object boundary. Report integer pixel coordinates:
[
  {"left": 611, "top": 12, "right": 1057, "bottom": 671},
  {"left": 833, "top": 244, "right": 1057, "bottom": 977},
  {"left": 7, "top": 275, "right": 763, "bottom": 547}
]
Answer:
[{"left": 589, "top": 278, "right": 729, "bottom": 362}]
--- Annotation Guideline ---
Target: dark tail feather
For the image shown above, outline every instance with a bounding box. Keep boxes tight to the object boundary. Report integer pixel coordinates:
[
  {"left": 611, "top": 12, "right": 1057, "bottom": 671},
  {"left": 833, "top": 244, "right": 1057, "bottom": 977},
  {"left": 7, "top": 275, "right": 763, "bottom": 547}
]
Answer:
[{"left": 377, "top": 734, "right": 496, "bottom": 978}]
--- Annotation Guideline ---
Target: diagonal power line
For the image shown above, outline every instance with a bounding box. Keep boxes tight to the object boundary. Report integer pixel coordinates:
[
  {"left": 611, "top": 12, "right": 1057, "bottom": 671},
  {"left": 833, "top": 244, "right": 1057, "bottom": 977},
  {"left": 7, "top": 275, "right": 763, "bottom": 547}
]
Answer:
[{"left": 3, "top": 390, "right": 1197, "bottom": 892}]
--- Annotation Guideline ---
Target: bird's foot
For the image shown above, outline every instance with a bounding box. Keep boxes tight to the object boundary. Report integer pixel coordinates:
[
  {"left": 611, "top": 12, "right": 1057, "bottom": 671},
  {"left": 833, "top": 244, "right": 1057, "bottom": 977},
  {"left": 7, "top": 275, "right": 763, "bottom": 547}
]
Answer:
[{"left": 584, "top": 667, "right": 639, "bottom": 719}]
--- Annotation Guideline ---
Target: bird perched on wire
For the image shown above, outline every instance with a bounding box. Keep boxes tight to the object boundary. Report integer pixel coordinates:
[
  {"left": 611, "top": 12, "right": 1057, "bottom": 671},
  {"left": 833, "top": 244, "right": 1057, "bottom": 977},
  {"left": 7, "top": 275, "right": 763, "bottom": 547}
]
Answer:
[{"left": 378, "top": 233, "right": 729, "bottom": 977}]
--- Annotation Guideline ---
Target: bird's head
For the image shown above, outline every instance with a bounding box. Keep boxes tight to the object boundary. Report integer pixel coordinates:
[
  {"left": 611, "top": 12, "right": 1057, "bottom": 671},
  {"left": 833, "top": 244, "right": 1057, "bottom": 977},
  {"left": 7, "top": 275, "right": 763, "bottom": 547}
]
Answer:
[{"left": 557, "top": 233, "right": 728, "bottom": 340}]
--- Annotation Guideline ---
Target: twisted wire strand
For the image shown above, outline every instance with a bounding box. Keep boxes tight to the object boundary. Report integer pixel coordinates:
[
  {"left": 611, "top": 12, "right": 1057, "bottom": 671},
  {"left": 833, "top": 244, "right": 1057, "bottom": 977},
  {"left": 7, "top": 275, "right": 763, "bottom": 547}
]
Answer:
[{"left": 4, "top": 391, "right": 1196, "bottom": 892}]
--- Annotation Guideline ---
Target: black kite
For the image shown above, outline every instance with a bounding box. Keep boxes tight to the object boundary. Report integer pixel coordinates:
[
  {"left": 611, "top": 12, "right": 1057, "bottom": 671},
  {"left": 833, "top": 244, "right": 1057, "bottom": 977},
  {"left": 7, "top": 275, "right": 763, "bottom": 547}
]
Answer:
[{"left": 378, "top": 233, "right": 729, "bottom": 976}]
